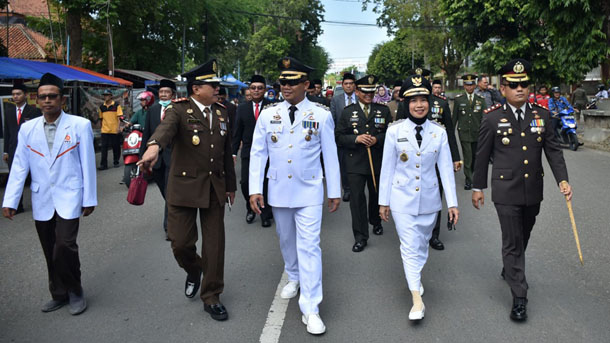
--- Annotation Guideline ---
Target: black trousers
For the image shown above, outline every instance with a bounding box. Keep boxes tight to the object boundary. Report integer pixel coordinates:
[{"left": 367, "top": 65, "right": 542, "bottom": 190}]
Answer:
[
  {"left": 338, "top": 148, "right": 350, "bottom": 192},
  {"left": 347, "top": 173, "right": 380, "bottom": 242},
  {"left": 35, "top": 213, "right": 82, "bottom": 300},
  {"left": 494, "top": 202, "right": 540, "bottom": 298},
  {"left": 431, "top": 169, "right": 444, "bottom": 240},
  {"left": 151, "top": 162, "right": 170, "bottom": 232},
  {"left": 100, "top": 133, "right": 121, "bottom": 167},
  {"left": 241, "top": 157, "right": 272, "bottom": 220}
]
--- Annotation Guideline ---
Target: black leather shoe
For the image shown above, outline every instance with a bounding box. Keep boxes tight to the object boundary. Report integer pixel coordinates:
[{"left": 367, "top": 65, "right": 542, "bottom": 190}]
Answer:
[
  {"left": 342, "top": 190, "right": 351, "bottom": 202},
  {"left": 261, "top": 219, "right": 272, "bottom": 227},
  {"left": 373, "top": 225, "right": 383, "bottom": 235},
  {"left": 185, "top": 271, "right": 202, "bottom": 298},
  {"left": 98, "top": 165, "right": 108, "bottom": 171},
  {"left": 246, "top": 210, "right": 256, "bottom": 224},
  {"left": 430, "top": 237, "right": 445, "bottom": 250},
  {"left": 464, "top": 183, "right": 472, "bottom": 190},
  {"left": 352, "top": 240, "right": 367, "bottom": 252},
  {"left": 510, "top": 297, "right": 528, "bottom": 321},
  {"left": 113, "top": 162, "right": 120, "bottom": 168},
  {"left": 204, "top": 303, "right": 229, "bottom": 321}
]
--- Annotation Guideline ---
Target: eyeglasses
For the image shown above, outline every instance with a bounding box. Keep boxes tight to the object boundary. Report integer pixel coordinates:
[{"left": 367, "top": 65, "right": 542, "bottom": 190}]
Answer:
[
  {"left": 37, "top": 93, "right": 60, "bottom": 100},
  {"left": 505, "top": 81, "right": 529, "bottom": 89},
  {"left": 279, "top": 79, "right": 303, "bottom": 86},
  {"left": 250, "top": 85, "right": 265, "bottom": 91}
]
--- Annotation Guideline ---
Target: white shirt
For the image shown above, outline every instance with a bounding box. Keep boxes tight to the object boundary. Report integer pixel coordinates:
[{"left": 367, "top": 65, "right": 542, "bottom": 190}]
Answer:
[
  {"left": 16, "top": 103, "right": 26, "bottom": 121},
  {"left": 344, "top": 93, "right": 356, "bottom": 106},
  {"left": 252, "top": 100, "right": 263, "bottom": 117},
  {"left": 506, "top": 102, "right": 527, "bottom": 121},
  {"left": 190, "top": 96, "right": 213, "bottom": 128}
]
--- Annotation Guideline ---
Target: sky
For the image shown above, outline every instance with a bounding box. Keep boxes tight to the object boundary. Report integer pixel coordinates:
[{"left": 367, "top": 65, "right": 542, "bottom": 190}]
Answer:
[{"left": 319, "top": 0, "right": 393, "bottom": 72}]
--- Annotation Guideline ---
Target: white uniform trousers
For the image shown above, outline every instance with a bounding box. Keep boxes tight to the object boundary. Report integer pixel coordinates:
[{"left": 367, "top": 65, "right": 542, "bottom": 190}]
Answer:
[
  {"left": 392, "top": 212, "right": 437, "bottom": 292},
  {"left": 272, "top": 205, "right": 323, "bottom": 315}
]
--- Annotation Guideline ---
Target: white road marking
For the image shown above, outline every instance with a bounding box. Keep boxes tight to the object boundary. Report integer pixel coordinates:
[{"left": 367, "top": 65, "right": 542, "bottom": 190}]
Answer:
[{"left": 259, "top": 272, "right": 291, "bottom": 343}]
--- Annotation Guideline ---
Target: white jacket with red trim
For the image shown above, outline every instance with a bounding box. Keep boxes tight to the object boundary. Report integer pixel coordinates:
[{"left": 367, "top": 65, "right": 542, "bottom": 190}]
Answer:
[{"left": 2, "top": 111, "right": 97, "bottom": 220}]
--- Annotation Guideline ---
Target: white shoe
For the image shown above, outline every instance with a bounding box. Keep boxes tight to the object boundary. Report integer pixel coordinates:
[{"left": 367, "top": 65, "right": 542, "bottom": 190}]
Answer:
[
  {"left": 409, "top": 303, "right": 425, "bottom": 321},
  {"left": 420, "top": 283, "right": 424, "bottom": 296},
  {"left": 280, "top": 281, "right": 299, "bottom": 299},
  {"left": 302, "top": 313, "right": 326, "bottom": 335}
]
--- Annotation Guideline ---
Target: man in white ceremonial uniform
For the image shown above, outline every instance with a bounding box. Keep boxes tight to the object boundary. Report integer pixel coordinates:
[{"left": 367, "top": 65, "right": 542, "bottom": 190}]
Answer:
[
  {"left": 2, "top": 73, "right": 97, "bottom": 315},
  {"left": 379, "top": 76, "right": 458, "bottom": 321},
  {"left": 249, "top": 57, "right": 341, "bottom": 335}
]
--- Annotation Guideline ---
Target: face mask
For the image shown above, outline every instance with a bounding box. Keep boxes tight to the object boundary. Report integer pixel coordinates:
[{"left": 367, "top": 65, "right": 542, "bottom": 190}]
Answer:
[{"left": 159, "top": 100, "right": 171, "bottom": 107}]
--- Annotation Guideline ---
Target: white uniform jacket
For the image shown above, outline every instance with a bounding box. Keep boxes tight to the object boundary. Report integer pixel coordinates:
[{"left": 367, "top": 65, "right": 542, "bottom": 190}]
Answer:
[
  {"left": 2, "top": 112, "right": 97, "bottom": 221},
  {"left": 378, "top": 119, "right": 457, "bottom": 215},
  {"left": 249, "top": 98, "right": 341, "bottom": 208}
]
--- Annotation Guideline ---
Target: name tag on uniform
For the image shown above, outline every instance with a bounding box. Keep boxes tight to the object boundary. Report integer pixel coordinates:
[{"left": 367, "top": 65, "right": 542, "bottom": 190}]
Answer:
[
  {"left": 350, "top": 117, "right": 359, "bottom": 123},
  {"left": 498, "top": 123, "right": 511, "bottom": 128},
  {"left": 270, "top": 120, "right": 282, "bottom": 124},
  {"left": 397, "top": 137, "right": 409, "bottom": 142}
]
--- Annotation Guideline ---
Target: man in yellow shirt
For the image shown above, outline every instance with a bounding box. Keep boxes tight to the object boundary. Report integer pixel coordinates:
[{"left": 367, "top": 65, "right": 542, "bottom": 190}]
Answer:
[{"left": 98, "top": 89, "right": 123, "bottom": 170}]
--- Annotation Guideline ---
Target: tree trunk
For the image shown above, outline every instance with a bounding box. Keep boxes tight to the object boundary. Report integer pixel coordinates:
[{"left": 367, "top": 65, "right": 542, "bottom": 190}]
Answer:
[{"left": 66, "top": 8, "right": 82, "bottom": 67}]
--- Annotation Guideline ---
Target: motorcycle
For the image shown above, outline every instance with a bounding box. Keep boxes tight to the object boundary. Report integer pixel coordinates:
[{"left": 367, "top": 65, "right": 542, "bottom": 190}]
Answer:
[
  {"left": 554, "top": 108, "right": 579, "bottom": 151},
  {"left": 586, "top": 97, "right": 597, "bottom": 110},
  {"left": 120, "top": 117, "right": 143, "bottom": 187}
]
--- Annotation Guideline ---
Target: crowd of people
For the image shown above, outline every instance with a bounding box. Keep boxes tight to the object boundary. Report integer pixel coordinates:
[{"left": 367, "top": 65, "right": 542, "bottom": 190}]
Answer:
[{"left": 1, "top": 54, "right": 585, "bottom": 336}]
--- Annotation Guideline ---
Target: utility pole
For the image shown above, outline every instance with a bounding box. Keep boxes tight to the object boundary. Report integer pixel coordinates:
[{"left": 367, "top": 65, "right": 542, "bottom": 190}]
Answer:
[
  {"left": 181, "top": 23, "right": 186, "bottom": 74},
  {"left": 5, "top": 4, "right": 9, "bottom": 57}
]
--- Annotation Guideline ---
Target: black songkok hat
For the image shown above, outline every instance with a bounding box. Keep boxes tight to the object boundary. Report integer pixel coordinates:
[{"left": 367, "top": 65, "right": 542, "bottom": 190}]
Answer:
[
  {"left": 393, "top": 80, "right": 403, "bottom": 88},
  {"left": 277, "top": 57, "right": 314, "bottom": 80},
  {"left": 342, "top": 72, "right": 356, "bottom": 81},
  {"left": 432, "top": 79, "right": 442, "bottom": 85},
  {"left": 38, "top": 73, "right": 63, "bottom": 91},
  {"left": 313, "top": 79, "right": 322, "bottom": 85},
  {"left": 250, "top": 75, "right": 266, "bottom": 84},
  {"left": 159, "top": 79, "right": 176, "bottom": 91},
  {"left": 400, "top": 74, "right": 431, "bottom": 98}
]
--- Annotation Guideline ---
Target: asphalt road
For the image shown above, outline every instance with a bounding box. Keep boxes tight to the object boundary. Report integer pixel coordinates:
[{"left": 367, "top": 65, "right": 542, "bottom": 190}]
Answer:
[{"left": 1, "top": 147, "right": 609, "bottom": 343}]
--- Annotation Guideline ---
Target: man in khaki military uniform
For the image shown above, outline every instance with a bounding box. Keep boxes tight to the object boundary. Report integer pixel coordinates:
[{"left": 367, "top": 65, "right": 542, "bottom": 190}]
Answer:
[
  {"left": 139, "top": 59, "right": 237, "bottom": 322},
  {"left": 453, "top": 74, "right": 485, "bottom": 190}
]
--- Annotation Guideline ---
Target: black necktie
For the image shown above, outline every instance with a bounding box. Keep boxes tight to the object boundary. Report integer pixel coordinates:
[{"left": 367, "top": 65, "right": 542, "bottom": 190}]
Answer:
[
  {"left": 289, "top": 105, "right": 297, "bottom": 124},
  {"left": 516, "top": 108, "right": 523, "bottom": 130},
  {"left": 416, "top": 125, "right": 423, "bottom": 147}
]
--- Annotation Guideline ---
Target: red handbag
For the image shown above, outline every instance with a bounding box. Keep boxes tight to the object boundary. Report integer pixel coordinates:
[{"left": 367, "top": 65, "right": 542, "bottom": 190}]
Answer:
[{"left": 127, "top": 167, "right": 148, "bottom": 205}]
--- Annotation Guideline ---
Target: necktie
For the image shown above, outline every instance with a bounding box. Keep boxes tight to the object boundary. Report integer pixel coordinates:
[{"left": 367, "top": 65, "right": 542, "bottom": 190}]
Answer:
[
  {"left": 161, "top": 106, "right": 167, "bottom": 120},
  {"left": 363, "top": 104, "right": 369, "bottom": 118},
  {"left": 516, "top": 108, "right": 523, "bottom": 130},
  {"left": 289, "top": 105, "right": 297, "bottom": 125},
  {"left": 204, "top": 107, "right": 211, "bottom": 128},
  {"left": 17, "top": 108, "right": 22, "bottom": 124},
  {"left": 416, "top": 125, "right": 423, "bottom": 147},
  {"left": 255, "top": 102, "right": 260, "bottom": 120},
  {"left": 468, "top": 94, "right": 473, "bottom": 104},
  {"left": 347, "top": 96, "right": 353, "bottom": 106}
]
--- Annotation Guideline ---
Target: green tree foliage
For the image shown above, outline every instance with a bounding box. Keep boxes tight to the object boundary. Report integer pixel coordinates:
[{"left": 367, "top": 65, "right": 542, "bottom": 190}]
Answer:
[
  {"left": 442, "top": 0, "right": 610, "bottom": 84},
  {"left": 366, "top": 32, "right": 424, "bottom": 84}
]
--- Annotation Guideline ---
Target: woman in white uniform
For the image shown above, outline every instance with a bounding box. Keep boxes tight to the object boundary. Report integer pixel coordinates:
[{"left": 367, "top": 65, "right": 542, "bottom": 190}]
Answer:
[{"left": 378, "top": 76, "right": 459, "bottom": 321}]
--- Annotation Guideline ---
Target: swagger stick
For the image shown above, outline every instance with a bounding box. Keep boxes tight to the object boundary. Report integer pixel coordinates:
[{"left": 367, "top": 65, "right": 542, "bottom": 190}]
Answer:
[
  {"left": 565, "top": 196, "right": 584, "bottom": 265},
  {"left": 367, "top": 147, "right": 377, "bottom": 193}
]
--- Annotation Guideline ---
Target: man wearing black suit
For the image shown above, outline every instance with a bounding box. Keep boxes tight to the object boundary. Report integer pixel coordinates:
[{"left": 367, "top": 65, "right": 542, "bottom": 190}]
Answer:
[
  {"left": 2, "top": 83, "right": 42, "bottom": 213},
  {"left": 232, "top": 75, "right": 272, "bottom": 227},
  {"left": 141, "top": 79, "right": 176, "bottom": 240},
  {"left": 472, "top": 59, "right": 572, "bottom": 322},
  {"left": 219, "top": 87, "right": 237, "bottom": 128}
]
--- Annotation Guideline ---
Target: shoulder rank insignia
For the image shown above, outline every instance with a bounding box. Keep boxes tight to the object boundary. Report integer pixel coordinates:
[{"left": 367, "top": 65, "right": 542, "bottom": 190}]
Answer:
[
  {"left": 455, "top": 93, "right": 463, "bottom": 98},
  {"left": 344, "top": 103, "right": 357, "bottom": 109},
  {"left": 389, "top": 119, "right": 406, "bottom": 127},
  {"left": 262, "top": 102, "right": 280, "bottom": 111},
  {"left": 172, "top": 97, "right": 188, "bottom": 103},
  {"left": 532, "top": 102, "right": 548, "bottom": 110},
  {"left": 429, "top": 120, "right": 443, "bottom": 127},
  {"left": 436, "top": 95, "right": 447, "bottom": 100},
  {"left": 313, "top": 102, "right": 329, "bottom": 111},
  {"left": 483, "top": 103, "right": 502, "bottom": 114},
  {"left": 215, "top": 102, "right": 226, "bottom": 109}
]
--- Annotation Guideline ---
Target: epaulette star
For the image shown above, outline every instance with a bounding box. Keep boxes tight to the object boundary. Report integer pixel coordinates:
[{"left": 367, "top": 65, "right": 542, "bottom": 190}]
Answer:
[
  {"left": 215, "top": 102, "right": 226, "bottom": 108},
  {"left": 262, "top": 102, "right": 279, "bottom": 111},
  {"left": 484, "top": 103, "right": 502, "bottom": 114},
  {"left": 172, "top": 97, "right": 188, "bottom": 103},
  {"left": 313, "top": 102, "right": 329, "bottom": 111},
  {"left": 532, "top": 102, "right": 549, "bottom": 110},
  {"left": 389, "top": 119, "right": 406, "bottom": 127}
]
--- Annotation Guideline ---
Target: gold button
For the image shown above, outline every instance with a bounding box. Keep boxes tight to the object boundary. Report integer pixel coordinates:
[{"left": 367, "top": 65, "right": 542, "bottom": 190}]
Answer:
[
  {"left": 497, "top": 130, "right": 501, "bottom": 134},
  {"left": 182, "top": 172, "right": 186, "bottom": 176},
  {"left": 209, "top": 171, "right": 212, "bottom": 175},
  {"left": 288, "top": 159, "right": 292, "bottom": 163},
  {"left": 194, "top": 129, "right": 198, "bottom": 133},
  {"left": 500, "top": 175, "right": 504, "bottom": 179},
  {"left": 288, "top": 175, "right": 292, "bottom": 179},
  {"left": 416, "top": 152, "right": 421, "bottom": 156},
  {"left": 522, "top": 146, "right": 527, "bottom": 151},
  {"left": 416, "top": 164, "right": 420, "bottom": 168},
  {"left": 415, "top": 187, "right": 420, "bottom": 191},
  {"left": 210, "top": 144, "right": 214, "bottom": 148},
  {"left": 290, "top": 130, "right": 294, "bottom": 134},
  {"left": 537, "top": 137, "right": 542, "bottom": 142},
  {"left": 521, "top": 132, "right": 525, "bottom": 137},
  {"left": 288, "top": 144, "right": 293, "bottom": 148},
  {"left": 365, "top": 124, "right": 369, "bottom": 128},
  {"left": 525, "top": 173, "right": 529, "bottom": 178},
  {"left": 210, "top": 158, "right": 214, "bottom": 162},
  {"left": 524, "top": 160, "right": 528, "bottom": 165},
  {"left": 415, "top": 176, "right": 420, "bottom": 180}
]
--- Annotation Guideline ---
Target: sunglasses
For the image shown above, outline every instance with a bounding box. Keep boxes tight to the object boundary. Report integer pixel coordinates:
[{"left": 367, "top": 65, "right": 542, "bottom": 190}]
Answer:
[
  {"left": 250, "top": 85, "right": 265, "bottom": 91},
  {"left": 37, "top": 93, "right": 61, "bottom": 100},
  {"left": 505, "top": 81, "right": 529, "bottom": 89},
  {"left": 279, "top": 79, "right": 303, "bottom": 86}
]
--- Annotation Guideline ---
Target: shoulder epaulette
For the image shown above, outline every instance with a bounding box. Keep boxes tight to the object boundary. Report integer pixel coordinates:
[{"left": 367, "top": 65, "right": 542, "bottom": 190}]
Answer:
[
  {"left": 483, "top": 103, "right": 502, "bottom": 114},
  {"left": 262, "top": 102, "right": 280, "bottom": 111},
  {"left": 429, "top": 120, "right": 443, "bottom": 127},
  {"left": 313, "top": 102, "right": 329, "bottom": 111},
  {"left": 389, "top": 119, "right": 405, "bottom": 127},
  {"left": 171, "top": 97, "right": 188, "bottom": 103},
  {"left": 374, "top": 102, "right": 388, "bottom": 107},
  {"left": 215, "top": 102, "right": 226, "bottom": 109},
  {"left": 455, "top": 94, "right": 463, "bottom": 98},
  {"left": 343, "top": 103, "right": 357, "bottom": 109},
  {"left": 532, "top": 102, "right": 549, "bottom": 110}
]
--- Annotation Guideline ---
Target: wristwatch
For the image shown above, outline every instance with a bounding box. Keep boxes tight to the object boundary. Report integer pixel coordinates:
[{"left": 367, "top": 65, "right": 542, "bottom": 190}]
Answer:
[{"left": 146, "top": 139, "right": 159, "bottom": 147}]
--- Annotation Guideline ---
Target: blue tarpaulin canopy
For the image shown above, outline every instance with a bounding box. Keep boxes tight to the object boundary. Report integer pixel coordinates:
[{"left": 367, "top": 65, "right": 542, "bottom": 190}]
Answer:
[
  {"left": 221, "top": 74, "right": 247, "bottom": 89},
  {"left": 0, "top": 57, "right": 119, "bottom": 85}
]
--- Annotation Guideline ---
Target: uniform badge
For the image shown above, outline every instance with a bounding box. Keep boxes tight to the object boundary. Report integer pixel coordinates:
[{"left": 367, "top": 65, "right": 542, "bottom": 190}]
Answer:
[
  {"left": 192, "top": 135, "right": 200, "bottom": 146},
  {"left": 400, "top": 152, "right": 408, "bottom": 162},
  {"left": 508, "top": 128, "right": 513, "bottom": 134},
  {"left": 273, "top": 114, "right": 281, "bottom": 120},
  {"left": 352, "top": 112, "right": 358, "bottom": 117},
  {"left": 500, "top": 118, "right": 508, "bottom": 123},
  {"left": 513, "top": 61, "right": 525, "bottom": 73},
  {"left": 64, "top": 134, "right": 71, "bottom": 142},
  {"left": 187, "top": 109, "right": 193, "bottom": 114},
  {"left": 397, "top": 137, "right": 408, "bottom": 142},
  {"left": 537, "top": 136, "right": 542, "bottom": 142},
  {"left": 353, "top": 128, "right": 359, "bottom": 134},
  {"left": 305, "top": 135, "right": 311, "bottom": 141},
  {"left": 271, "top": 134, "right": 278, "bottom": 143},
  {"left": 216, "top": 109, "right": 221, "bottom": 116},
  {"left": 502, "top": 137, "right": 510, "bottom": 145}
]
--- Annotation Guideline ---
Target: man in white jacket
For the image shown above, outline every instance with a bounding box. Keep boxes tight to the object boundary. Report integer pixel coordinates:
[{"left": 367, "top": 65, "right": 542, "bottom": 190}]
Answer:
[{"left": 2, "top": 73, "right": 97, "bottom": 315}]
